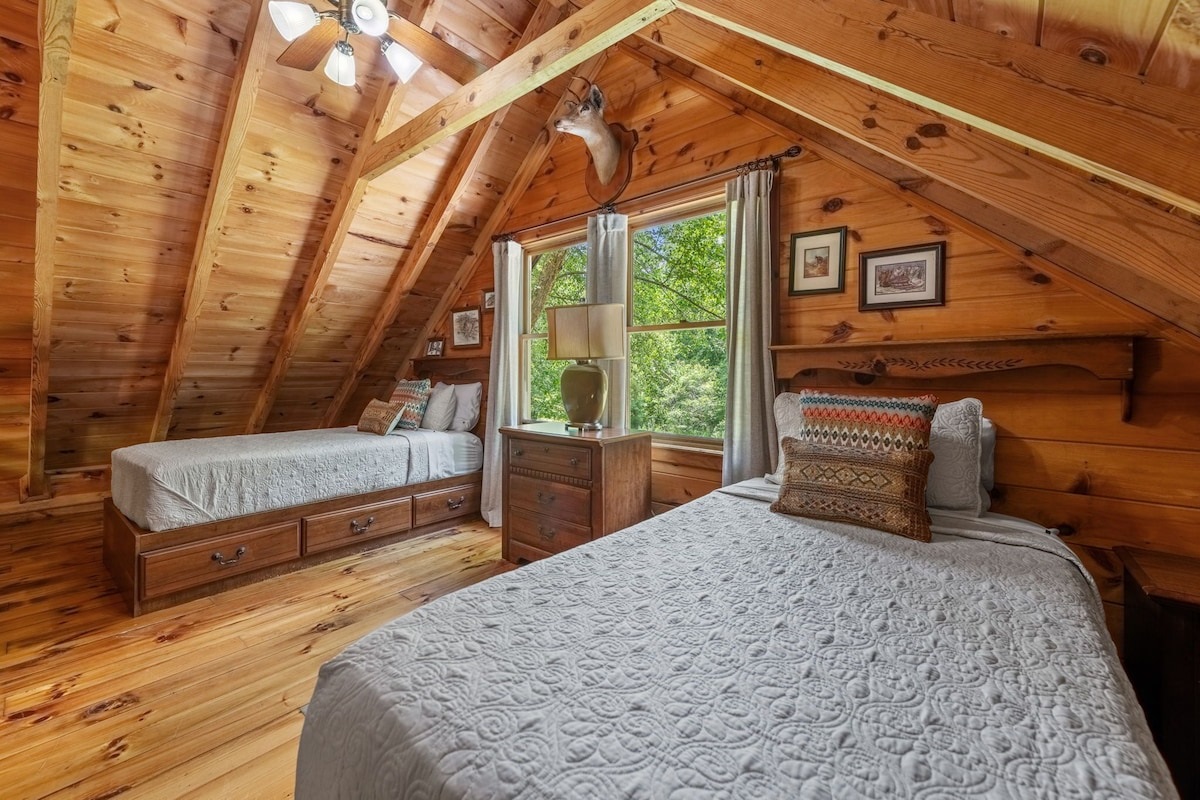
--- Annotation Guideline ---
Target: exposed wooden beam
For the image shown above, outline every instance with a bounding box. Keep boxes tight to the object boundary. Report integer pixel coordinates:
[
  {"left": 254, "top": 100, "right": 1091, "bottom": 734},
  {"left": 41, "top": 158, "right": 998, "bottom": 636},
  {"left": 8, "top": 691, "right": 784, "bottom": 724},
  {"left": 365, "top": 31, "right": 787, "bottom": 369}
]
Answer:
[
  {"left": 244, "top": 0, "right": 447, "bottom": 434},
  {"left": 620, "top": 40, "right": 1198, "bottom": 353},
  {"left": 360, "top": 0, "right": 674, "bottom": 181},
  {"left": 387, "top": 53, "right": 611, "bottom": 394},
  {"left": 25, "top": 0, "right": 77, "bottom": 502},
  {"left": 321, "top": 0, "right": 569, "bottom": 426},
  {"left": 675, "top": 0, "right": 1200, "bottom": 216},
  {"left": 148, "top": 0, "right": 272, "bottom": 442},
  {"left": 644, "top": 12, "right": 1200, "bottom": 340}
]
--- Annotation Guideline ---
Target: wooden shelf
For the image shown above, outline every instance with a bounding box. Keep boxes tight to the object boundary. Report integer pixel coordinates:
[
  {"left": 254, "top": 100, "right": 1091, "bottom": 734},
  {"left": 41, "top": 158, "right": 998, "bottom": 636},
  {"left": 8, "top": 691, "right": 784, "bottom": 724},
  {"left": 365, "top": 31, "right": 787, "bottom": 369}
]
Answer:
[{"left": 771, "top": 334, "right": 1140, "bottom": 420}]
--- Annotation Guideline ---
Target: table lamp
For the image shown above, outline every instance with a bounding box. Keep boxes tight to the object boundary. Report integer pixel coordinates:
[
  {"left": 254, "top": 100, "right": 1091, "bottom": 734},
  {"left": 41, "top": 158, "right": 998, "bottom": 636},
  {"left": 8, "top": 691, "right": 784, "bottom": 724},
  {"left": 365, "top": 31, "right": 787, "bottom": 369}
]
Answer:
[{"left": 545, "top": 303, "right": 626, "bottom": 430}]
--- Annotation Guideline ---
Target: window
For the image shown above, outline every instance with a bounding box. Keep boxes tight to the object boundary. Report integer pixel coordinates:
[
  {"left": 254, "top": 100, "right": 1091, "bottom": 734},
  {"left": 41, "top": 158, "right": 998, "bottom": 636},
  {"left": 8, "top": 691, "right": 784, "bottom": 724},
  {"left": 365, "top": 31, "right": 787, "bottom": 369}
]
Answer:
[{"left": 521, "top": 205, "right": 727, "bottom": 440}]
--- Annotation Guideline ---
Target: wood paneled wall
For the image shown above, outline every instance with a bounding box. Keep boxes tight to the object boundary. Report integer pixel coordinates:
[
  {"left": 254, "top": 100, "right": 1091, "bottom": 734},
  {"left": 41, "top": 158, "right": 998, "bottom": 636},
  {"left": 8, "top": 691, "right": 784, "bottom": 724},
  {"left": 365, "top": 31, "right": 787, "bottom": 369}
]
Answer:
[
  {"left": 431, "top": 54, "right": 1200, "bottom": 644},
  {"left": 0, "top": 2, "right": 39, "bottom": 502}
]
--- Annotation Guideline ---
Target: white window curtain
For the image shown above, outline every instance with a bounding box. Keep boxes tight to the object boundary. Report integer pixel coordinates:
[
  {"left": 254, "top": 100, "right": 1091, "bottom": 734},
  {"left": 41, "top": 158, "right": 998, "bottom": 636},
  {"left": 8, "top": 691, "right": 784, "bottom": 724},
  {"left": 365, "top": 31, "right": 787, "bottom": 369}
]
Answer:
[
  {"left": 481, "top": 238, "right": 524, "bottom": 527},
  {"left": 585, "top": 213, "right": 629, "bottom": 429},
  {"left": 723, "top": 169, "right": 778, "bottom": 485}
]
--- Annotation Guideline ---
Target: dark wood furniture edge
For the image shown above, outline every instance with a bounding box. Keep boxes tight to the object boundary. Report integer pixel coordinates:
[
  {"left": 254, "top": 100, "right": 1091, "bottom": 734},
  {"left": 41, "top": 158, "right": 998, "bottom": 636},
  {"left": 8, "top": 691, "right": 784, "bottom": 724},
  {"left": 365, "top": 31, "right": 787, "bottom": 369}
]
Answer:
[
  {"left": 104, "top": 471, "right": 482, "bottom": 615},
  {"left": 1115, "top": 546, "right": 1200, "bottom": 607},
  {"left": 771, "top": 333, "right": 1141, "bottom": 420}
]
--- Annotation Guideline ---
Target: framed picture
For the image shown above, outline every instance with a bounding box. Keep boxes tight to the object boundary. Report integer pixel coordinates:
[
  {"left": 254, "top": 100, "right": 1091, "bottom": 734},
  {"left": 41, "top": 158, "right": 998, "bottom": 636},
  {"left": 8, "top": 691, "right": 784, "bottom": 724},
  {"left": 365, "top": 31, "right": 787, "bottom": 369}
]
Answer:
[
  {"left": 482, "top": 289, "right": 495, "bottom": 311},
  {"left": 451, "top": 306, "right": 482, "bottom": 348},
  {"left": 788, "top": 226, "right": 847, "bottom": 296},
  {"left": 424, "top": 337, "right": 444, "bottom": 357},
  {"left": 859, "top": 241, "right": 946, "bottom": 311}
]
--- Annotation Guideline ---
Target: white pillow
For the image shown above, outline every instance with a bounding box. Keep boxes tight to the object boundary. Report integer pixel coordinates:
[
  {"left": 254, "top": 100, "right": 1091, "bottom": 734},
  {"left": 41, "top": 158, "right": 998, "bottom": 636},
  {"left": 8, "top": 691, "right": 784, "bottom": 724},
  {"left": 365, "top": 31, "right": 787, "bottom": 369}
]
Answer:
[
  {"left": 927, "top": 398, "right": 989, "bottom": 515},
  {"left": 450, "top": 382, "right": 483, "bottom": 431},
  {"left": 980, "top": 417, "right": 996, "bottom": 491},
  {"left": 765, "top": 392, "right": 805, "bottom": 485},
  {"left": 419, "top": 382, "right": 458, "bottom": 431}
]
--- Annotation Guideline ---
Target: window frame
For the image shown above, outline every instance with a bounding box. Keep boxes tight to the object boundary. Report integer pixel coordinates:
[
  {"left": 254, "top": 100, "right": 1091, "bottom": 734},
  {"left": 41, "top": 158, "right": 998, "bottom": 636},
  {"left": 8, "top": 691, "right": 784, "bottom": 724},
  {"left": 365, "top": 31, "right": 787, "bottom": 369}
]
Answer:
[{"left": 518, "top": 193, "right": 728, "bottom": 440}]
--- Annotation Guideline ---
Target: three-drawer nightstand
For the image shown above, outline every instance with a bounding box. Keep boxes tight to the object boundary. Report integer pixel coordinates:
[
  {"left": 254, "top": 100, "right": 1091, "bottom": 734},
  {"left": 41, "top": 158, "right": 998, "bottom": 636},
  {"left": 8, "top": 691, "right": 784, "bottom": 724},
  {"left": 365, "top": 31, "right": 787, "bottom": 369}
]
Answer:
[
  {"left": 500, "top": 422, "right": 651, "bottom": 563},
  {"left": 1116, "top": 546, "right": 1200, "bottom": 798}
]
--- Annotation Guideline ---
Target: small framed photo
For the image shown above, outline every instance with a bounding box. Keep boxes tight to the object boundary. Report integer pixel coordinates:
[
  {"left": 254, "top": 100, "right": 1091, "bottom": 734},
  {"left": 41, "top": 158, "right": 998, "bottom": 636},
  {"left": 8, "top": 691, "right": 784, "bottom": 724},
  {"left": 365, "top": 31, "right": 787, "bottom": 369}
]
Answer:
[
  {"left": 424, "top": 337, "right": 444, "bottom": 357},
  {"left": 482, "top": 289, "right": 495, "bottom": 311},
  {"left": 859, "top": 241, "right": 946, "bottom": 311},
  {"left": 451, "top": 306, "right": 482, "bottom": 348},
  {"left": 788, "top": 226, "right": 847, "bottom": 296}
]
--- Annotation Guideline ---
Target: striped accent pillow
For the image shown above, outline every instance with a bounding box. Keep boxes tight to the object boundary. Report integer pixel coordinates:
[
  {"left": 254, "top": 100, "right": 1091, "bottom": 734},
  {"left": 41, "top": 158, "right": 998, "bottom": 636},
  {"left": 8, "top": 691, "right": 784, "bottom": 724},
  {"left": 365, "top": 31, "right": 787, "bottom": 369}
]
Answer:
[
  {"left": 391, "top": 379, "right": 433, "bottom": 430},
  {"left": 771, "top": 437, "right": 934, "bottom": 542},
  {"left": 797, "top": 390, "right": 938, "bottom": 452}
]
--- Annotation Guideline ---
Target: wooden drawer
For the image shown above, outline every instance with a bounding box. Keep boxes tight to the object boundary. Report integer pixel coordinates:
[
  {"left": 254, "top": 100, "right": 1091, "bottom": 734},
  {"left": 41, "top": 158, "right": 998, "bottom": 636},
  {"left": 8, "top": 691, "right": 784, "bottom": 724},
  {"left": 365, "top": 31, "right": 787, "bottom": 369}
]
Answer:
[
  {"left": 508, "top": 507, "right": 591, "bottom": 554},
  {"left": 508, "top": 474, "right": 591, "bottom": 526},
  {"left": 509, "top": 438, "right": 592, "bottom": 480},
  {"left": 303, "top": 497, "right": 412, "bottom": 555},
  {"left": 141, "top": 523, "right": 300, "bottom": 600},
  {"left": 413, "top": 483, "right": 481, "bottom": 527}
]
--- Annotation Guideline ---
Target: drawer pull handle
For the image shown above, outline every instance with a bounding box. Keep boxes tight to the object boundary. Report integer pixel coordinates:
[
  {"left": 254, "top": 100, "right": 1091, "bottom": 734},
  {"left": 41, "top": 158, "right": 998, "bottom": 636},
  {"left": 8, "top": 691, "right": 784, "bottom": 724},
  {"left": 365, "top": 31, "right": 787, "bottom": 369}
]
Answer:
[
  {"left": 538, "top": 525, "right": 555, "bottom": 541},
  {"left": 350, "top": 516, "right": 376, "bottom": 535},
  {"left": 447, "top": 496, "right": 465, "bottom": 510},
  {"left": 570, "top": 457, "right": 579, "bottom": 466},
  {"left": 211, "top": 546, "right": 246, "bottom": 567},
  {"left": 513, "top": 448, "right": 524, "bottom": 456},
  {"left": 536, "top": 491, "right": 555, "bottom": 505}
]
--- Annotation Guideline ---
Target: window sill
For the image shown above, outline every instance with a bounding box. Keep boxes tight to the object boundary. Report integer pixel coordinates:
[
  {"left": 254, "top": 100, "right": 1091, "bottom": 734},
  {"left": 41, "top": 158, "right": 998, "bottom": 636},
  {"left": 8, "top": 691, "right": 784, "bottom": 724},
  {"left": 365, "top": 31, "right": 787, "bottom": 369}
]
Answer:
[{"left": 649, "top": 436, "right": 724, "bottom": 455}]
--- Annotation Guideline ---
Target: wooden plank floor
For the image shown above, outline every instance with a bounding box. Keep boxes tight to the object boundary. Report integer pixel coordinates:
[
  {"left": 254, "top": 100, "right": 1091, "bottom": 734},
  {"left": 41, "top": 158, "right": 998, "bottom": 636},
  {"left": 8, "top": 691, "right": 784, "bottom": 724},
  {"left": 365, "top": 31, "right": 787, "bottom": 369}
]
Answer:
[{"left": 0, "top": 504, "right": 512, "bottom": 799}]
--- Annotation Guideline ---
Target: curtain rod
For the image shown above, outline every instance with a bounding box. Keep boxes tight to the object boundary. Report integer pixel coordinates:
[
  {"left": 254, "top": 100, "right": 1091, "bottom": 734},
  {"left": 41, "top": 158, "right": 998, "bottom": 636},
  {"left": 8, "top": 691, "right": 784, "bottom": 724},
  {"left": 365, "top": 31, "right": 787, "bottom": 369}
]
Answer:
[{"left": 494, "top": 144, "right": 802, "bottom": 242}]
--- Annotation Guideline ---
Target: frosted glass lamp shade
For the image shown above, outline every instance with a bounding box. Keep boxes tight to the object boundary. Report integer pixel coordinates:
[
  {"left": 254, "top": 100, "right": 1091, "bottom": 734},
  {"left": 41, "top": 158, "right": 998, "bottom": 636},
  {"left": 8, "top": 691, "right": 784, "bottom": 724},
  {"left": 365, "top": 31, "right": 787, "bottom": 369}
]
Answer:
[
  {"left": 546, "top": 303, "right": 625, "bottom": 430},
  {"left": 382, "top": 37, "right": 422, "bottom": 83},
  {"left": 350, "top": 0, "right": 389, "bottom": 36},
  {"left": 324, "top": 41, "right": 357, "bottom": 87},
  {"left": 268, "top": 1, "right": 319, "bottom": 41}
]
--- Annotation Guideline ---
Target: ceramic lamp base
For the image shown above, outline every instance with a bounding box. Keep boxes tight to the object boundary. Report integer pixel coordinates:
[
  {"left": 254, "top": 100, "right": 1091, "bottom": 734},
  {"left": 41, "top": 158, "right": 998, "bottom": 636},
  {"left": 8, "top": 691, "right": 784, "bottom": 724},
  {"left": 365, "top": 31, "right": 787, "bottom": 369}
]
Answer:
[{"left": 560, "top": 360, "right": 608, "bottom": 430}]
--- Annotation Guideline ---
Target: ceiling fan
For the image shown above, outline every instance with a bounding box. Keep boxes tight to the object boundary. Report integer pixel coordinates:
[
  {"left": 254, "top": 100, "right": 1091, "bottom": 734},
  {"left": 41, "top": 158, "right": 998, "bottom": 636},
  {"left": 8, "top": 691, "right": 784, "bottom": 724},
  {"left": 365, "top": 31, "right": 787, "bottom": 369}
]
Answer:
[{"left": 268, "top": 0, "right": 486, "bottom": 87}]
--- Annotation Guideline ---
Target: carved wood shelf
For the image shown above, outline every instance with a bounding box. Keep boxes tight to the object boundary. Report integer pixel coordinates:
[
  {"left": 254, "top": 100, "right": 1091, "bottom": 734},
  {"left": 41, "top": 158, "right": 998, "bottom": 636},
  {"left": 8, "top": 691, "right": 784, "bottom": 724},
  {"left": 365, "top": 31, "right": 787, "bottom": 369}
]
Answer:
[{"left": 771, "top": 333, "right": 1140, "bottom": 420}]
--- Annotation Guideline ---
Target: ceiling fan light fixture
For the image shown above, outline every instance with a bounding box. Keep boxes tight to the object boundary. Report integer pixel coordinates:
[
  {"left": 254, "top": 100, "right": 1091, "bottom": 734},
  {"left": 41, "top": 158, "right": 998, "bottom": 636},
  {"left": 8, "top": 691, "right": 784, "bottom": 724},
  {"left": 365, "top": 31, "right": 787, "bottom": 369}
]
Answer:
[
  {"left": 350, "top": 0, "right": 389, "bottom": 37},
  {"left": 381, "top": 37, "right": 422, "bottom": 83},
  {"left": 324, "top": 40, "right": 357, "bottom": 87},
  {"left": 268, "top": 0, "right": 320, "bottom": 42}
]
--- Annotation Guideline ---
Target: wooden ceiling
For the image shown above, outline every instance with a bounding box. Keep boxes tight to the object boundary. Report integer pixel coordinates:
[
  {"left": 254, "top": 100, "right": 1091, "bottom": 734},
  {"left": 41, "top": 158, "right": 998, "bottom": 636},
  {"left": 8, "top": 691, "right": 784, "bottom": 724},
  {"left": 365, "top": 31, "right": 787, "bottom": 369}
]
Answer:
[{"left": 2, "top": 0, "right": 1199, "bottom": 505}]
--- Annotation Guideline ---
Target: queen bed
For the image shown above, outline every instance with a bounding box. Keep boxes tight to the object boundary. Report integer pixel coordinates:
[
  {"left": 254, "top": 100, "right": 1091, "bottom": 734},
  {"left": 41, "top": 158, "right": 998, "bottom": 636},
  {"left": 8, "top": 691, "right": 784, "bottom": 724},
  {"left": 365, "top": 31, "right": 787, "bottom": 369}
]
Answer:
[
  {"left": 295, "top": 477, "right": 1174, "bottom": 798},
  {"left": 295, "top": 378, "right": 1174, "bottom": 799}
]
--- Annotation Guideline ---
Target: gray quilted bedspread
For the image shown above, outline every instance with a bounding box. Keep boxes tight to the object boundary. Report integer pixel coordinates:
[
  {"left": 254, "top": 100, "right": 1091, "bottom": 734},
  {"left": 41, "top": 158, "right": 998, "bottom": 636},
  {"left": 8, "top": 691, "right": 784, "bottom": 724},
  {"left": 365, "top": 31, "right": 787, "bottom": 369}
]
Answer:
[{"left": 296, "top": 485, "right": 1175, "bottom": 799}]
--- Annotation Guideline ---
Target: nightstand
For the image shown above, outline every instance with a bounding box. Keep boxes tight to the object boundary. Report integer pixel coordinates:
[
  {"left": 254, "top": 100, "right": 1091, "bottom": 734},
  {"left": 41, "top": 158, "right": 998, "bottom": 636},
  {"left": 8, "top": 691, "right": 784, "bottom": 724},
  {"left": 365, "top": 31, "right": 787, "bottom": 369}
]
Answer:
[
  {"left": 1116, "top": 546, "right": 1200, "bottom": 798},
  {"left": 500, "top": 422, "right": 651, "bottom": 563}
]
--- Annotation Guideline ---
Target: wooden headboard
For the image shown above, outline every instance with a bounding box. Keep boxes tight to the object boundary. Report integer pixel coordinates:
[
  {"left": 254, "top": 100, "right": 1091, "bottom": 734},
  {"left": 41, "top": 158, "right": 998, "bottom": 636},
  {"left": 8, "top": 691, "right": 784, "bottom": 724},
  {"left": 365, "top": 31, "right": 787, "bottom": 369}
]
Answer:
[{"left": 771, "top": 333, "right": 1139, "bottom": 420}]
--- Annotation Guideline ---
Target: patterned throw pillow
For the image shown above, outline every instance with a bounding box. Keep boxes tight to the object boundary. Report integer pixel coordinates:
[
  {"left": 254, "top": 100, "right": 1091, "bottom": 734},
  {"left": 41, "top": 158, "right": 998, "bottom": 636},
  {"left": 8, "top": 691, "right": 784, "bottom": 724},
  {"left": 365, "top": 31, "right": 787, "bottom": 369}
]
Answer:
[
  {"left": 357, "top": 399, "right": 406, "bottom": 436},
  {"left": 391, "top": 379, "right": 433, "bottom": 430},
  {"left": 797, "top": 390, "right": 938, "bottom": 452},
  {"left": 771, "top": 437, "right": 935, "bottom": 542}
]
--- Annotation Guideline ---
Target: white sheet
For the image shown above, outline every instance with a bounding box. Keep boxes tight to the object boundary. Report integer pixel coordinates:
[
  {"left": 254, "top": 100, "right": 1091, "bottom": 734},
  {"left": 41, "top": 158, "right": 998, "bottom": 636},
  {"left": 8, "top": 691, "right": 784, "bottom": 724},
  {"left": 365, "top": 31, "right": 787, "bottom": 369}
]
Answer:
[
  {"left": 296, "top": 480, "right": 1174, "bottom": 799},
  {"left": 111, "top": 427, "right": 478, "bottom": 531}
]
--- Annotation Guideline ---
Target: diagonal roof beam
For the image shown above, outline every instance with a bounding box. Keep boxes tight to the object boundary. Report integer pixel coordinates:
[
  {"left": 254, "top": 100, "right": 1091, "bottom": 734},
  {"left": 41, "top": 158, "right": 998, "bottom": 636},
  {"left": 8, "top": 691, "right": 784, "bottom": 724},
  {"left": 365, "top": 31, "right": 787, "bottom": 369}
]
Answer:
[
  {"left": 25, "top": 0, "right": 78, "bottom": 501},
  {"left": 621, "top": 40, "right": 1197, "bottom": 353},
  {"left": 382, "top": 52, "right": 612, "bottom": 400},
  {"left": 677, "top": 0, "right": 1200, "bottom": 217},
  {"left": 149, "top": 0, "right": 272, "bottom": 442},
  {"left": 245, "top": 0, "right": 448, "bottom": 434},
  {"left": 321, "top": 0, "right": 570, "bottom": 426},
  {"left": 644, "top": 11, "right": 1200, "bottom": 340},
  {"left": 360, "top": 0, "right": 675, "bottom": 181}
]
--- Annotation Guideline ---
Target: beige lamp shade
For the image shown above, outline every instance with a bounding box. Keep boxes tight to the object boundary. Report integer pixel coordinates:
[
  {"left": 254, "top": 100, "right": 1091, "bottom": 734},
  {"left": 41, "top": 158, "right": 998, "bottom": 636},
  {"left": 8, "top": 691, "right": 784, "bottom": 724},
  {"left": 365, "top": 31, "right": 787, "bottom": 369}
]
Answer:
[{"left": 545, "top": 303, "right": 626, "bottom": 362}]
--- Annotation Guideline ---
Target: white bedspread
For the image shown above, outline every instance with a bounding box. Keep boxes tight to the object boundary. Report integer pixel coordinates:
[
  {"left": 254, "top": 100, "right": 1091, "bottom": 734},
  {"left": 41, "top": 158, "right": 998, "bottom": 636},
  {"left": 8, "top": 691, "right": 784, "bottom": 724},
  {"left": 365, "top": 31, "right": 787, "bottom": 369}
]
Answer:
[
  {"left": 296, "top": 481, "right": 1175, "bottom": 799},
  {"left": 111, "top": 427, "right": 471, "bottom": 531}
]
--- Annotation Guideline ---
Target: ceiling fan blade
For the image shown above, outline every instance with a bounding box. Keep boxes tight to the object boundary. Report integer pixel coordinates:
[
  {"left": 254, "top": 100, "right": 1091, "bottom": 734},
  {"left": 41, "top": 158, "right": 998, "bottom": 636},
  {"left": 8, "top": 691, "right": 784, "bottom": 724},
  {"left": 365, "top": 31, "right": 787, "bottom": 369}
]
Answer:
[
  {"left": 385, "top": 15, "right": 487, "bottom": 85},
  {"left": 277, "top": 18, "right": 342, "bottom": 71}
]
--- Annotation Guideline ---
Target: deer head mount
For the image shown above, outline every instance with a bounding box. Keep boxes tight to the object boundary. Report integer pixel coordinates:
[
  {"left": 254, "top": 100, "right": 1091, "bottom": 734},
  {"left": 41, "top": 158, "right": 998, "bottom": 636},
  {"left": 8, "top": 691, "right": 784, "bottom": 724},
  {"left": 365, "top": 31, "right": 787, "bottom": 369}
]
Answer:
[{"left": 554, "top": 80, "right": 638, "bottom": 207}]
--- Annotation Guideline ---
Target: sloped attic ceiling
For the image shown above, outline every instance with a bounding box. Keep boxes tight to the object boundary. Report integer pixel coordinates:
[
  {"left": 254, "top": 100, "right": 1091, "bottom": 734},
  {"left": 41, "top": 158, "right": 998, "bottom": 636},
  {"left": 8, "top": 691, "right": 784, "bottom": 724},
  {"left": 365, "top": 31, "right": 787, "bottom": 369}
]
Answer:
[{"left": 3, "top": 0, "right": 1200, "bottom": 503}]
